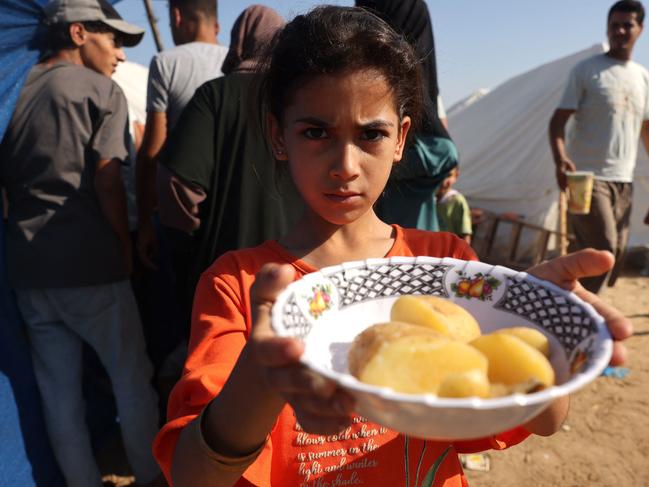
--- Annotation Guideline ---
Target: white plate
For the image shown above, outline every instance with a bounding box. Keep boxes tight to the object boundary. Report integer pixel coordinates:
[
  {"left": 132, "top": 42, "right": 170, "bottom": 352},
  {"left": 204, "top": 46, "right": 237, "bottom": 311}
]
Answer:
[{"left": 271, "top": 257, "right": 612, "bottom": 440}]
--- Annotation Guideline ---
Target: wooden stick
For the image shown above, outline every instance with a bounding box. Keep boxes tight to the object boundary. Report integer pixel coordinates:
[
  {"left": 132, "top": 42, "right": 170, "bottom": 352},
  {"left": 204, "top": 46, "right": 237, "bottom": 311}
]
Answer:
[
  {"left": 143, "top": 0, "right": 165, "bottom": 52},
  {"left": 559, "top": 191, "right": 568, "bottom": 255}
]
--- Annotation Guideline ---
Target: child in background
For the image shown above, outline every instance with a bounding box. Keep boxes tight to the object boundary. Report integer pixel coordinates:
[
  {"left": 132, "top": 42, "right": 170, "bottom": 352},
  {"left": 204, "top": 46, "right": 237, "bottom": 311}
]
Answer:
[
  {"left": 437, "top": 167, "right": 473, "bottom": 244},
  {"left": 153, "top": 7, "right": 631, "bottom": 487}
]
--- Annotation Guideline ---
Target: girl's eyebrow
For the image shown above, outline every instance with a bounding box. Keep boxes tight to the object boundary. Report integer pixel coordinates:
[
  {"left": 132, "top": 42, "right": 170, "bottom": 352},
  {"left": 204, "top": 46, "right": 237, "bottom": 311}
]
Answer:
[{"left": 292, "top": 117, "right": 395, "bottom": 128}]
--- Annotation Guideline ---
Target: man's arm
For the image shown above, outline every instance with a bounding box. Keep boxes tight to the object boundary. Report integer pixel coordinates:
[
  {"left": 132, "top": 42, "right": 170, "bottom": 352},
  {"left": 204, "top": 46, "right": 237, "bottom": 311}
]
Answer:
[
  {"left": 136, "top": 110, "right": 167, "bottom": 268},
  {"left": 549, "top": 108, "right": 577, "bottom": 191},
  {"left": 95, "top": 157, "right": 132, "bottom": 275}
]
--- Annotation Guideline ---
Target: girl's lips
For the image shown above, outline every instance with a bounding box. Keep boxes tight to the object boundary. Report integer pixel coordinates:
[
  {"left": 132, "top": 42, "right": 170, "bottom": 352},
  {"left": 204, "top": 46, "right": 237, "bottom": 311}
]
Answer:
[{"left": 324, "top": 192, "right": 362, "bottom": 203}]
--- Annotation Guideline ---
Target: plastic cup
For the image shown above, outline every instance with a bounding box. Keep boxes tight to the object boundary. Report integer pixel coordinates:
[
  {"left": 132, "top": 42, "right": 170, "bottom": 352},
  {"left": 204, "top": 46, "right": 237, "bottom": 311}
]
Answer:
[{"left": 565, "top": 171, "right": 594, "bottom": 215}]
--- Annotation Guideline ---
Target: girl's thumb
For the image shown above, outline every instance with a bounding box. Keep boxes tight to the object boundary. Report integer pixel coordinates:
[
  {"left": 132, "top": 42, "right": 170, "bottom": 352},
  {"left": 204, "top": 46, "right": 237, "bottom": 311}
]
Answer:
[{"left": 250, "top": 263, "right": 296, "bottom": 336}]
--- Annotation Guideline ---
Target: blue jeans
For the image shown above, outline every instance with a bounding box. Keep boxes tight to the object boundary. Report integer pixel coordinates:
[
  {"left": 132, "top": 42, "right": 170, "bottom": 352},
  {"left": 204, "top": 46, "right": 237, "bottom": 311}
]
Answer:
[{"left": 15, "top": 281, "right": 161, "bottom": 487}]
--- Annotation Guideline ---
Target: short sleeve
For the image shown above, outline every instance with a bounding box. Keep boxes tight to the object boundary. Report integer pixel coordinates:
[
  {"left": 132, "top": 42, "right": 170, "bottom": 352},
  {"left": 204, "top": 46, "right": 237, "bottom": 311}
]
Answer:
[
  {"left": 558, "top": 65, "right": 581, "bottom": 110},
  {"left": 162, "top": 81, "right": 219, "bottom": 191},
  {"left": 91, "top": 82, "right": 129, "bottom": 163},
  {"left": 147, "top": 55, "right": 169, "bottom": 113}
]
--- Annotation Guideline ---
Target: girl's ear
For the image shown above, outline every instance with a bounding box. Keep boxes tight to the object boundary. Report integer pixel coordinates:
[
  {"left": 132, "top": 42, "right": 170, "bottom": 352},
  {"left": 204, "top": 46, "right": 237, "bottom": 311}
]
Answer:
[
  {"left": 393, "top": 115, "right": 412, "bottom": 163},
  {"left": 267, "top": 113, "right": 289, "bottom": 161}
]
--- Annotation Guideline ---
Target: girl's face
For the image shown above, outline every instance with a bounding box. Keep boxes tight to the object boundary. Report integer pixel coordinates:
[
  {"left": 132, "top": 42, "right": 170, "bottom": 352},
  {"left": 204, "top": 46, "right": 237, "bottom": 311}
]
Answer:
[{"left": 270, "top": 69, "right": 411, "bottom": 226}]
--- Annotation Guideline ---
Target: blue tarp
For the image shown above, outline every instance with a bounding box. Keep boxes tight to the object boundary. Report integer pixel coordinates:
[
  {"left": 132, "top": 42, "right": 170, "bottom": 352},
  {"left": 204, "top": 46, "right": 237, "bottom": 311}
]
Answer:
[
  {"left": 0, "top": 2, "right": 122, "bottom": 485},
  {"left": 0, "top": 3, "right": 59, "bottom": 485},
  {"left": 0, "top": 1, "right": 48, "bottom": 142}
]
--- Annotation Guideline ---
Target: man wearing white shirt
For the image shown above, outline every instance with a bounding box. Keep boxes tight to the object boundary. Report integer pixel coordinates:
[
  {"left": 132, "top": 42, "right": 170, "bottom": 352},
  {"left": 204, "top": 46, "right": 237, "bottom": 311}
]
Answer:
[{"left": 549, "top": 0, "right": 649, "bottom": 292}]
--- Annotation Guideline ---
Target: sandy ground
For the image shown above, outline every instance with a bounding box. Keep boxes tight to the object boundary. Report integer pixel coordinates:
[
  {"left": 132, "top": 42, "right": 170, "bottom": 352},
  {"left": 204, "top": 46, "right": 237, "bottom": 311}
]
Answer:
[
  {"left": 98, "top": 274, "right": 649, "bottom": 487},
  {"left": 464, "top": 273, "right": 649, "bottom": 487}
]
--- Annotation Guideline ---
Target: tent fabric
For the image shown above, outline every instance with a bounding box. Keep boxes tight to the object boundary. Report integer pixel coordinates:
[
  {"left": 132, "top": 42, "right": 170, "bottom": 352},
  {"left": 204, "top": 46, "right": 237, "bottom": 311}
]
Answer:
[
  {"left": 0, "top": 1, "right": 48, "bottom": 142},
  {"left": 449, "top": 43, "right": 649, "bottom": 248},
  {"left": 0, "top": 3, "right": 63, "bottom": 485}
]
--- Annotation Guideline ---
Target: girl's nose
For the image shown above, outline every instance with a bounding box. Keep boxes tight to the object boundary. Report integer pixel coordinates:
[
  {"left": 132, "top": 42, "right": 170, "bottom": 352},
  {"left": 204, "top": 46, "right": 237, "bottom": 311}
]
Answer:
[{"left": 330, "top": 143, "right": 360, "bottom": 181}]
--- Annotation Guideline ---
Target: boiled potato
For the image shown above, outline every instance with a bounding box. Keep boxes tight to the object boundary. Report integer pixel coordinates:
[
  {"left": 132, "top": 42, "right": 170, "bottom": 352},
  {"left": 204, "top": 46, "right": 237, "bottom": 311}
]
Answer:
[
  {"left": 437, "top": 369, "right": 490, "bottom": 398},
  {"left": 349, "top": 322, "right": 488, "bottom": 395},
  {"left": 390, "top": 295, "right": 481, "bottom": 342},
  {"left": 494, "top": 327, "right": 550, "bottom": 357},
  {"left": 348, "top": 321, "right": 443, "bottom": 378},
  {"left": 470, "top": 334, "right": 555, "bottom": 388}
]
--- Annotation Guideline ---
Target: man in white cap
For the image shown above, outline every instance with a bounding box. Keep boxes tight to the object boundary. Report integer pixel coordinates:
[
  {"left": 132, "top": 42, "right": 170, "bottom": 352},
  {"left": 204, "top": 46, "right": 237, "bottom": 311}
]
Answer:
[{"left": 0, "top": 1, "right": 165, "bottom": 486}]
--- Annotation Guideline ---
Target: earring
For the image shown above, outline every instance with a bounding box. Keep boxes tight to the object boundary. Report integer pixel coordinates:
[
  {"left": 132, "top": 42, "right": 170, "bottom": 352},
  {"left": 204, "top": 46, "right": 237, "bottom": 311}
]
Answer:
[{"left": 275, "top": 148, "right": 285, "bottom": 156}]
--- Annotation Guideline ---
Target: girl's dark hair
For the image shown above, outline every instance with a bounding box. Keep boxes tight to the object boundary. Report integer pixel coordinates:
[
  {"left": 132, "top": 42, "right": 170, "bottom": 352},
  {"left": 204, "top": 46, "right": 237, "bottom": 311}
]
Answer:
[
  {"left": 48, "top": 21, "right": 123, "bottom": 51},
  {"left": 260, "top": 6, "right": 424, "bottom": 132}
]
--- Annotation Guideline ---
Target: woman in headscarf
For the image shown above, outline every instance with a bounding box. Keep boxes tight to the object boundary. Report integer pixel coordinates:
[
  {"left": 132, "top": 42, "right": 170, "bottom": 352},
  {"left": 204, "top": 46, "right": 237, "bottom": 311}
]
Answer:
[
  {"left": 156, "top": 4, "right": 303, "bottom": 314},
  {"left": 356, "top": 0, "right": 459, "bottom": 232}
]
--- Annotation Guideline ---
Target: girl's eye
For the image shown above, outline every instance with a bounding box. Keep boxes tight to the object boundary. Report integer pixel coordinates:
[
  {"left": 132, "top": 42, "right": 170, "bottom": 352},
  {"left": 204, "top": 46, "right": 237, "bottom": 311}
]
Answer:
[
  {"left": 361, "top": 129, "right": 386, "bottom": 141},
  {"left": 303, "top": 128, "right": 328, "bottom": 139}
]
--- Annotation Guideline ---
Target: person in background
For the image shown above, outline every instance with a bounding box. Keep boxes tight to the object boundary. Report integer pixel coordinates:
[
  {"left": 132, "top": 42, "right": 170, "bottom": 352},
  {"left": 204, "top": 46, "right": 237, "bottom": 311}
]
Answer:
[
  {"left": 154, "top": 3, "right": 302, "bottom": 408},
  {"left": 436, "top": 167, "right": 472, "bottom": 244},
  {"left": 157, "top": 3, "right": 302, "bottom": 300},
  {"left": 549, "top": 0, "right": 649, "bottom": 293},
  {"left": 357, "top": 0, "right": 458, "bottom": 232},
  {"left": 0, "top": 1, "right": 164, "bottom": 486},
  {"left": 137, "top": 0, "right": 227, "bottom": 271},
  {"left": 136, "top": 0, "right": 228, "bottom": 383}
]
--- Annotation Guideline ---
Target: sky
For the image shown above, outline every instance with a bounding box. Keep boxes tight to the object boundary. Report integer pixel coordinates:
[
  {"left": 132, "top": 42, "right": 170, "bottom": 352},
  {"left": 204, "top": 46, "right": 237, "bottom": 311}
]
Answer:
[{"left": 116, "top": 0, "right": 649, "bottom": 107}]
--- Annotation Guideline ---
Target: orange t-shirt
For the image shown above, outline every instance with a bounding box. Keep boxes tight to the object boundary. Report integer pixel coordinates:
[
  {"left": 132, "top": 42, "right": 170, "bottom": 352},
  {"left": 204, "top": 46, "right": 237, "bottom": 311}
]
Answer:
[{"left": 153, "top": 226, "right": 530, "bottom": 486}]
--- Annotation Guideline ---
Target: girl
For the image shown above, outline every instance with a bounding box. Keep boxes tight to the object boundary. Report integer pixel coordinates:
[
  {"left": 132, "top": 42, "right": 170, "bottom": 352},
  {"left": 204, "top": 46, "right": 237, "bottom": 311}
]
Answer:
[{"left": 153, "top": 6, "right": 630, "bottom": 487}]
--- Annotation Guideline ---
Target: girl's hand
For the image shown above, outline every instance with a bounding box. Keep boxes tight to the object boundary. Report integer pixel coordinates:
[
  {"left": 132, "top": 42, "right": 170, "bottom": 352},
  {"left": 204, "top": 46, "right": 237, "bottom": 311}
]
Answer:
[
  {"left": 248, "top": 263, "right": 355, "bottom": 434},
  {"left": 527, "top": 249, "right": 633, "bottom": 366}
]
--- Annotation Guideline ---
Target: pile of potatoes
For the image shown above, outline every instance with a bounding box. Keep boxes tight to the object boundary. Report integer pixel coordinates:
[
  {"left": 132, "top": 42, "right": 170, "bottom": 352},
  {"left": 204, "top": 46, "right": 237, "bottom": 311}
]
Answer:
[{"left": 348, "top": 295, "right": 555, "bottom": 398}]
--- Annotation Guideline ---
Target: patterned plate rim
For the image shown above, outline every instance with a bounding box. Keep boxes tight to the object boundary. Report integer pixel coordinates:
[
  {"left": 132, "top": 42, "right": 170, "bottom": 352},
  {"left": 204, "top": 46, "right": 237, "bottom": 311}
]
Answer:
[{"left": 271, "top": 256, "right": 613, "bottom": 410}]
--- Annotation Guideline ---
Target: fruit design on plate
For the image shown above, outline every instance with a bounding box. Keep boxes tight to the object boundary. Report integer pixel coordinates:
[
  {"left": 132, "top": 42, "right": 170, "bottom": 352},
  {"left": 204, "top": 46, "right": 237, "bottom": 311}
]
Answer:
[
  {"left": 349, "top": 295, "right": 556, "bottom": 398},
  {"left": 451, "top": 271, "right": 501, "bottom": 301},
  {"left": 306, "top": 283, "right": 333, "bottom": 319}
]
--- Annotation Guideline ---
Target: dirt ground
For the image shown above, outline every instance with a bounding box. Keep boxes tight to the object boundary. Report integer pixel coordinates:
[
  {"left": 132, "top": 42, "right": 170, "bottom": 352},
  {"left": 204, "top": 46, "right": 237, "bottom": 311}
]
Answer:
[
  {"left": 99, "top": 273, "right": 649, "bottom": 487},
  {"left": 464, "top": 273, "right": 649, "bottom": 487}
]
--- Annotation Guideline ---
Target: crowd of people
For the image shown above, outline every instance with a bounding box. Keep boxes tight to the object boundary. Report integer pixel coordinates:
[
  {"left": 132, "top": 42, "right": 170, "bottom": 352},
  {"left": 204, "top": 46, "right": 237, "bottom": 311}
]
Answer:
[{"left": 0, "top": 0, "right": 641, "bottom": 486}]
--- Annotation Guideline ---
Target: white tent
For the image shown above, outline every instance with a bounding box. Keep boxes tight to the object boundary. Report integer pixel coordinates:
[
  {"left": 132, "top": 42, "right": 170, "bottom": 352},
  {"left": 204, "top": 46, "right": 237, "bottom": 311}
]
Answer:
[
  {"left": 447, "top": 88, "right": 490, "bottom": 119},
  {"left": 448, "top": 44, "right": 649, "bottom": 248}
]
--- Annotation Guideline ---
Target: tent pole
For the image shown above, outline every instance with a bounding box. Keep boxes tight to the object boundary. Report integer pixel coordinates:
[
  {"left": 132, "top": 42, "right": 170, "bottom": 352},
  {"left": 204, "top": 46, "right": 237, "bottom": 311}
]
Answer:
[
  {"left": 143, "top": 0, "right": 165, "bottom": 52},
  {"left": 559, "top": 191, "right": 568, "bottom": 255}
]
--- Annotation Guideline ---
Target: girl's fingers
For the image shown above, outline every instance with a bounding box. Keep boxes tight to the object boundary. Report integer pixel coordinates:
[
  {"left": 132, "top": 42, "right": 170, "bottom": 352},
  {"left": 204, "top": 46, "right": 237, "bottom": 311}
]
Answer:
[
  {"left": 250, "top": 263, "right": 296, "bottom": 339},
  {"left": 528, "top": 249, "right": 614, "bottom": 289},
  {"left": 528, "top": 249, "right": 632, "bottom": 365},
  {"left": 572, "top": 286, "right": 633, "bottom": 341},
  {"left": 571, "top": 285, "right": 633, "bottom": 366}
]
